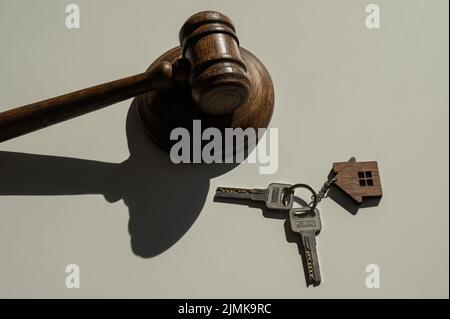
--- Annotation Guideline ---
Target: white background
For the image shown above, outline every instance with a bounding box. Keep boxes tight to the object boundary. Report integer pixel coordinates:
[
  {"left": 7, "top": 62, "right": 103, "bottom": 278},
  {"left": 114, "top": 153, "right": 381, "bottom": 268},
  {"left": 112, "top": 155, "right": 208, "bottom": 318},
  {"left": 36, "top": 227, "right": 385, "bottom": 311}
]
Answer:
[{"left": 0, "top": 0, "right": 448, "bottom": 298}]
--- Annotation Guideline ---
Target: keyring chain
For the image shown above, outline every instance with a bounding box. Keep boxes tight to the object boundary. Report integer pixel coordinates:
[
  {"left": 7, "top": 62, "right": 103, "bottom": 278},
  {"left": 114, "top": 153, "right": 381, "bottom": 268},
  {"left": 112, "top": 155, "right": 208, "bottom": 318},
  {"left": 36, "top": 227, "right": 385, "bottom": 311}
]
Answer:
[
  {"left": 315, "top": 177, "right": 337, "bottom": 204},
  {"left": 283, "top": 177, "right": 336, "bottom": 212}
]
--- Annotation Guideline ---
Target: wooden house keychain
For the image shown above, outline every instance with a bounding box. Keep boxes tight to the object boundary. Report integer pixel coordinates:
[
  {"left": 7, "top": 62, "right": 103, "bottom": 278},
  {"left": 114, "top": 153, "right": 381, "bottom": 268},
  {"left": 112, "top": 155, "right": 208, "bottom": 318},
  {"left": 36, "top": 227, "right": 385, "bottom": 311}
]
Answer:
[
  {"left": 284, "top": 157, "right": 383, "bottom": 213},
  {"left": 214, "top": 157, "right": 383, "bottom": 287}
]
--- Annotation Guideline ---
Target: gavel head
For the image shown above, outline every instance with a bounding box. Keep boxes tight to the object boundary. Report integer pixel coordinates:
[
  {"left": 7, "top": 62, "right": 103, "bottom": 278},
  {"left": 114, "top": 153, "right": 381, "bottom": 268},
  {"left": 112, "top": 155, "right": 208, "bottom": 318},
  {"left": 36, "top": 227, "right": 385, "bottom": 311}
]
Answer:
[
  {"left": 179, "top": 11, "right": 251, "bottom": 115},
  {"left": 137, "top": 10, "right": 274, "bottom": 155}
]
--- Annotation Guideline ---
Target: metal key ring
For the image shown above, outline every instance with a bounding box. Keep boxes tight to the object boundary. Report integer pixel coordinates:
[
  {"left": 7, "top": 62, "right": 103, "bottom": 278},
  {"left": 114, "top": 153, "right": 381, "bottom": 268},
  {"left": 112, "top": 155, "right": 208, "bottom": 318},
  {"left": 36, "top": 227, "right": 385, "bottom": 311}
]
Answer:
[{"left": 283, "top": 183, "right": 318, "bottom": 212}]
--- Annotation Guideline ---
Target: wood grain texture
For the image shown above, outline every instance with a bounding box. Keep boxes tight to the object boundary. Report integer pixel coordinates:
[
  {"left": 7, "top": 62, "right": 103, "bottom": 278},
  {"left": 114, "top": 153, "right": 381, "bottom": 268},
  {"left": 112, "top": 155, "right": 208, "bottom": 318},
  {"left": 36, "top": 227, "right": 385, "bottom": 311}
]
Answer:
[
  {"left": 332, "top": 157, "right": 383, "bottom": 204},
  {"left": 0, "top": 10, "right": 270, "bottom": 148},
  {"left": 179, "top": 11, "right": 251, "bottom": 115},
  {"left": 0, "top": 62, "right": 173, "bottom": 142},
  {"left": 136, "top": 46, "right": 274, "bottom": 153}
]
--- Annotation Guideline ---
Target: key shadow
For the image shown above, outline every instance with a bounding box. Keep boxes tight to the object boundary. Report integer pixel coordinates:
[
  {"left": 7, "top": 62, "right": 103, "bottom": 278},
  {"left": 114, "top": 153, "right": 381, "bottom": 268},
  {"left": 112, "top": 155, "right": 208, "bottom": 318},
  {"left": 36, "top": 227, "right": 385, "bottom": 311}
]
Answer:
[
  {"left": 213, "top": 195, "right": 318, "bottom": 287},
  {"left": 0, "top": 99, "right": 237, "bottom": 258}
]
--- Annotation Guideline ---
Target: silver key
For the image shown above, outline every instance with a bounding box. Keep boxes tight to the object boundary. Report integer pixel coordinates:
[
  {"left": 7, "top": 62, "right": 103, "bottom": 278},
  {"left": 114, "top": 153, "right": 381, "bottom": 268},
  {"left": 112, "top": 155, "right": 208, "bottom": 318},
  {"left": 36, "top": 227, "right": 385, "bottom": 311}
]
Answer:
[
  {"left": 215, "top": 183, "right": 293, "bottom": 210},
  {"left": 289, "top": 207, "right": 322, "bottom": 286}
]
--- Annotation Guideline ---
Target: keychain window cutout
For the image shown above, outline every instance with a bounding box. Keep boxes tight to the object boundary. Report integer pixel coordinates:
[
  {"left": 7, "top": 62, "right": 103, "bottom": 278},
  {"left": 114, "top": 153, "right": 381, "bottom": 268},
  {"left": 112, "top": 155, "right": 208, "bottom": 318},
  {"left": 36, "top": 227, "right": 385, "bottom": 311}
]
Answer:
[{"left": 358, "top": 171, "right": 374, "bottom": 186}]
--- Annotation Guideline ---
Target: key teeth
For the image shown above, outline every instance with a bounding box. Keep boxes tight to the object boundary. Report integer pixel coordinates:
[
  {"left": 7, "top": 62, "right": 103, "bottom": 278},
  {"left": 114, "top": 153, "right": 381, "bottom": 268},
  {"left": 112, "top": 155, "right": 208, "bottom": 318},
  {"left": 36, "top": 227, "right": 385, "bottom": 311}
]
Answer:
[{"left": 216, "top": 187, "right": 250, "bottom": 193}]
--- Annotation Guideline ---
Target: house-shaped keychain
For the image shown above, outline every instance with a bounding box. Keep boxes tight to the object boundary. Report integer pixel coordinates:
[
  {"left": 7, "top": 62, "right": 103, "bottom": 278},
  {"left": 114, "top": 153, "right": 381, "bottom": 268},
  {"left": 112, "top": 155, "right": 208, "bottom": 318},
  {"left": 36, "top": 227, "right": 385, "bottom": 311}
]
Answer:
[{"left": 330, "top": 157, "right": 383, "bottom": 212}]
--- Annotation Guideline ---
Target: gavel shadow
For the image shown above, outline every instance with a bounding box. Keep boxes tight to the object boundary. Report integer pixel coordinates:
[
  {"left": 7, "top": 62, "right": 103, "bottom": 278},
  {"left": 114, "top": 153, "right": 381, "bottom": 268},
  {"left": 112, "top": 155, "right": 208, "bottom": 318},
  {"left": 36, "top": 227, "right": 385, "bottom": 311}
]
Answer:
[
  {"left": 0, "top": 99, "right": 237, "bottom": 258},
  {"left": 213, "top": 196, "right": 315, "bottom": 287}
]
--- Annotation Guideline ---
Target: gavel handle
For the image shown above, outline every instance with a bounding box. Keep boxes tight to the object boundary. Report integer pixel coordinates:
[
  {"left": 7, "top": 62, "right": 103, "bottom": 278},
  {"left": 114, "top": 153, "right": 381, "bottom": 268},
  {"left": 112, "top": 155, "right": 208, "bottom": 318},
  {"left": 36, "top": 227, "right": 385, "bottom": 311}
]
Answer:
[{"left": 0, "top": 62, "right": 173, "bottom": 143}]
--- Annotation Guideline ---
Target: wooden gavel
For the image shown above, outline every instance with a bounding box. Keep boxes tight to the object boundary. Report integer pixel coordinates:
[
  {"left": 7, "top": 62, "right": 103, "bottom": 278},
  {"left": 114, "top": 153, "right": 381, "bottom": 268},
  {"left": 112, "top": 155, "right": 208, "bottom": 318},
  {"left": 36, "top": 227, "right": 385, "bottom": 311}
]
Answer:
[{"left": 0, "top": 11, "right": 274, "bottom": 151}]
